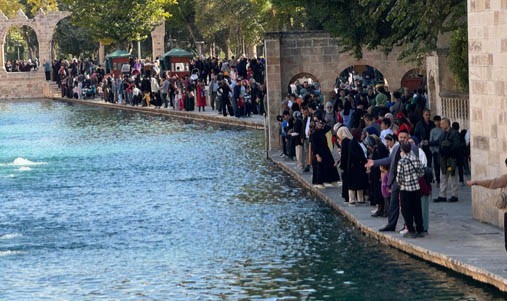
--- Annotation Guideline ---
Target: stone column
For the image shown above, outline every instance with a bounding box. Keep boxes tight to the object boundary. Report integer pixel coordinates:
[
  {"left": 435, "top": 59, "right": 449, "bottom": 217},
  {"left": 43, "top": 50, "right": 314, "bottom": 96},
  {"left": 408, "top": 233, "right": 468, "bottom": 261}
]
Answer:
[
  {"left": 151, "top": 23, "right": 165, "bottom": 60},
  {"left": 264, "top": 33, "right": 283, "bottom": 151},
  {"left": 468, "top": 0, "right": 507, "bottom": 228},
  {"left": 98, "top": 43, "right": 105, "bottom": 66},
  {"left": 0, "top": 41, "right": 4, "bottom": 70}
]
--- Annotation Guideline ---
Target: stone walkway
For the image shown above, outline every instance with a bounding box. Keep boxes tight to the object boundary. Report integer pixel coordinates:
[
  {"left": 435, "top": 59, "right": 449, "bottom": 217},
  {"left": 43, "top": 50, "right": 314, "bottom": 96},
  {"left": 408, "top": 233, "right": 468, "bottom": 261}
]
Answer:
[
  {"left": 55, "top": 97, "right": 265, "bottom": 130},
  {"left": 270, "top": 153, "right": 507, "bottom": 292}
]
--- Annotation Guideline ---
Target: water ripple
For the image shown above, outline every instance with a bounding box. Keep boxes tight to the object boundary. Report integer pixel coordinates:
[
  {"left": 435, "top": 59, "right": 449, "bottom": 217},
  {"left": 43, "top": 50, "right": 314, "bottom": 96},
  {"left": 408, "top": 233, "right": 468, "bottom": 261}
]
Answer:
[{"left": 0, "top": 101, "right": 504, "bottom": 300}]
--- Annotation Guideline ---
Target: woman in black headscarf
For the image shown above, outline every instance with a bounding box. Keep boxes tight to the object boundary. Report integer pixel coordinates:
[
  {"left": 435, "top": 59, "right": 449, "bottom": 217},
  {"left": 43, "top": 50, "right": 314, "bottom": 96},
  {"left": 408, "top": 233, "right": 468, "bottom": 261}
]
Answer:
[
  {"left": 310, "top": 112, "right": 340, "bottom": 188},
  {"left": 364, "top": 135, "right": 390, "bottom": 216}
]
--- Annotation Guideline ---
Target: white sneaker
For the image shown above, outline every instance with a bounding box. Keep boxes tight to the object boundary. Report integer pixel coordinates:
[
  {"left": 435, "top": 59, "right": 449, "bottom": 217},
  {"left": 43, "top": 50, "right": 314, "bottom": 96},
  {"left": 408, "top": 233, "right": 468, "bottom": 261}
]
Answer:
[
  {"left": 313, "top": 184, "right": 325, "bottom": 189},
  {"left": 399, "top": 228, "right": 408, "bottom": 235},
  {"left": 323, "top": 183, "right": 334, "bottom": 187}
]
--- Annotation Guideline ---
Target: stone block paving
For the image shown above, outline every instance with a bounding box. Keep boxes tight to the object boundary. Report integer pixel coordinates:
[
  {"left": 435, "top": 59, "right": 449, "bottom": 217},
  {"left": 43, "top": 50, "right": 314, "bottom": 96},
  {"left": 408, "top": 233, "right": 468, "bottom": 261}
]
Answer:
[{"left": 270, "top": 153, "right": 507, "bottom": 292}]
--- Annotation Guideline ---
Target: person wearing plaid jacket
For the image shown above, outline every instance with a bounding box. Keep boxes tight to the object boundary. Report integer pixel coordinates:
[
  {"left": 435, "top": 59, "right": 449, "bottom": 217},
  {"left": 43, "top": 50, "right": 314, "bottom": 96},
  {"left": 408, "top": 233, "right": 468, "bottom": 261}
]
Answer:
[{"left": 397, "top": 142, "right": 425, "bottom": 238}]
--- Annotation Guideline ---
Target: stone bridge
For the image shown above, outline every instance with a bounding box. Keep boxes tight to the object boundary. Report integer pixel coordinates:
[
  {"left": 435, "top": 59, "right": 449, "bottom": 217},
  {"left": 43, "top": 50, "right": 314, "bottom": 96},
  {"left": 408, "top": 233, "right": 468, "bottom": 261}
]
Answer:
[
  {"left": 0, "top": 9, "right": 165, "bottom": 99},
  {"left": 264, "top": 31, "right": 420, "bottom": 150}
]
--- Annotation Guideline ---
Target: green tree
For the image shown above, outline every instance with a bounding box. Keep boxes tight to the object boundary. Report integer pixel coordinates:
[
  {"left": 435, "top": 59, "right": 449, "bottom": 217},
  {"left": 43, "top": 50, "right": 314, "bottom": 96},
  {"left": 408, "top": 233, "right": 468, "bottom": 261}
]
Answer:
[
  {"left": 448, "top": 27, "right": 468, "bottom": 91},
  {"left": 61, "top": 0, "right": 174, "bottom": 49},
  {"left": 0, "top": 0, "right": 23, "bottom": 18},
  {"left": 272, "top": 0, "right": 468, "bottom": 89},
  {"left": 283, "top": 0, "right": 466, "bottom": 61},
  {"left": 19, "top": 0, "right": 59, "bottom": 17},
  {"left": 53, "top": 17, "right": 97, "bottom": 59}
]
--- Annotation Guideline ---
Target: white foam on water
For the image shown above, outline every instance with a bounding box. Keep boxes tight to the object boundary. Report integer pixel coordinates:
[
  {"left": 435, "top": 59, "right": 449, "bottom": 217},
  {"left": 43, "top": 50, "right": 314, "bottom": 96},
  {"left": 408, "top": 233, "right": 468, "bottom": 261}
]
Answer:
[
  {"left": 0, "top": 250, "right": 25, "bottom": 256},
  {"left": 18, "top": 166, "right": 32, "bottom": 171},
  {"left": 10, "top": 157, "right": 47, "bottom": 166},
  {"left": 0, "top": 233, "right": 23, "bottom": 240}
]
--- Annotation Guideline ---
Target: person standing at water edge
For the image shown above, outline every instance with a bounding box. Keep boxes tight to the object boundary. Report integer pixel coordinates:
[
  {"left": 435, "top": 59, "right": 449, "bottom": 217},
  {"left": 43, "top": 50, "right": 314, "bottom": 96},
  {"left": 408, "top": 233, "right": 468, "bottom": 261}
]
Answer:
[
  {"left": 310, "top": 114, "right": 340, "bottom": 188},
  {"left": 397, "top": 141, "right": 425, "bottom": 238},
  {"left": 365, "top": 130, "right": 418, "bottom": 232},
  {"left": 43, "top": 59, "right": 51, "bottom": 81}
]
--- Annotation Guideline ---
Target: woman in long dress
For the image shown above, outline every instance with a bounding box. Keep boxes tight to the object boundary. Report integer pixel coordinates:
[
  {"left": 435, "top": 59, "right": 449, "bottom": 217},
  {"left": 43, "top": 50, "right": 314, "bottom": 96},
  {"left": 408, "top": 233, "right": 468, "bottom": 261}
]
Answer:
[
  {"left": 196, "top": 81, "right": 207, "bottom": 112},
  {"left": 339, "top": 127, "right": 369, "bottom": 206},
  {"left": 310, "top": 114, "right": 340, "bottom": 188}
]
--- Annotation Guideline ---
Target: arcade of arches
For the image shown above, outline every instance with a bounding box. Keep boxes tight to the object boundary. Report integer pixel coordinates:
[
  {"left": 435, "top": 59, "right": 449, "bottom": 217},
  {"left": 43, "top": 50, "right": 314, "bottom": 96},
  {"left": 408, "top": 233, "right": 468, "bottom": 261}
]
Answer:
[
  {"left": 264, "top": 31, "right": 421, "bottom": 151},
  {"left": 0, "top": 9, "right": 165, "bottom": 99}
]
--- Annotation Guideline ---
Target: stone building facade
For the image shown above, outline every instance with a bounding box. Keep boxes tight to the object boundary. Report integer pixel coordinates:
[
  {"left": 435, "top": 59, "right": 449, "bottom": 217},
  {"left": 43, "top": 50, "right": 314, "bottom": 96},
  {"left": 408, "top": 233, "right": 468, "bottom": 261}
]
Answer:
[
  {"left": 468, "top": 0, "right": 507, "bottom": 228},
  {"left": 264, "top": 31, "right": 419, "bottom": 151}
]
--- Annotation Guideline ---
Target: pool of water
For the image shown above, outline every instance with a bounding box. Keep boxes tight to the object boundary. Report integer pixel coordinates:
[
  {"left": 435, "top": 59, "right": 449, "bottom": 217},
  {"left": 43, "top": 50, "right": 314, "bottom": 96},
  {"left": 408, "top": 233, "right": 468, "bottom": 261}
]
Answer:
[{"left": 0, "top": 100, "right": 505, "bottom": 300}]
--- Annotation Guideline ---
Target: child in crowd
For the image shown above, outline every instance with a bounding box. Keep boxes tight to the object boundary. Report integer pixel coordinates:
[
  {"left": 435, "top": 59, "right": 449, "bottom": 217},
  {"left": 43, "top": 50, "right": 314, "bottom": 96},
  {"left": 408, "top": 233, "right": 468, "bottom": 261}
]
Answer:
[{"left": 380, "top": 164, "right": 390, "bottom": 217}]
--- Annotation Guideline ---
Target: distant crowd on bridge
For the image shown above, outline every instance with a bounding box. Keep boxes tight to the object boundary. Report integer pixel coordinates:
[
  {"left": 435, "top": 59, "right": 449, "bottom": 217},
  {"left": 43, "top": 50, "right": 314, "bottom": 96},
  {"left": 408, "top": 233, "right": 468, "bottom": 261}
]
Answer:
[
  {"left": 49, "top": 55, "right": 267, "bottom": 118},
  {"left": 279, "top": 76, "right": 470, "bottom": 239}
]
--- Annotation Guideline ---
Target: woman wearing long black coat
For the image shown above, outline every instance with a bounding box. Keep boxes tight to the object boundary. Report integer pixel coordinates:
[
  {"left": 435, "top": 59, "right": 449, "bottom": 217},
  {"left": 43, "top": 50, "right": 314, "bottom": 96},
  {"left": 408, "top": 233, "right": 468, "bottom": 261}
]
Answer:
[
  {"left": 364, "top": 135, "right": 389, "bottom": 216},
  {"left": 339, "top": 127, "right": 369, "bottom": 205},
  {"left": 310, "top": 117, "right": 340, "bottom": 188}
]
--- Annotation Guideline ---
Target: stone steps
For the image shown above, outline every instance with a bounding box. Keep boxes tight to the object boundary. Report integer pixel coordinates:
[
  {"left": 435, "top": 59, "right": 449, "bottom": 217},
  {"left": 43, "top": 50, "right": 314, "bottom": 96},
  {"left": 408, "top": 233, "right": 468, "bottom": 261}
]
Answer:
[{"left": 48, "top": 82, "right": 61, "bottom": 98}]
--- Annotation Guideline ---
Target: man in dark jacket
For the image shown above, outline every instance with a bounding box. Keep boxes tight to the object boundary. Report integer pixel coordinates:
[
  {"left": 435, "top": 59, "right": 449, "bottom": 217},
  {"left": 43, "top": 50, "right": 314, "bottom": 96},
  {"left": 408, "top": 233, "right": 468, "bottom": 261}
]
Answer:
[
  {"left": 434, "top": 117, "right": 461, "bottom": 202},
  {"left": 413, "top": 109, "right": 435, "bottom": 166},
  {"left": 366, "top": 130, "right": 419, "bottom": 232}
]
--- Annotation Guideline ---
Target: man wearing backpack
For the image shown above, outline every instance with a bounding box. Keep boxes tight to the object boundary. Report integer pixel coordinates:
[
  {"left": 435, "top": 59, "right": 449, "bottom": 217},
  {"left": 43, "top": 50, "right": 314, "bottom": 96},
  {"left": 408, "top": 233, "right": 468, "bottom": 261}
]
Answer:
[{"left": 434, "top": 118, "right": 461, "bottom": 202}]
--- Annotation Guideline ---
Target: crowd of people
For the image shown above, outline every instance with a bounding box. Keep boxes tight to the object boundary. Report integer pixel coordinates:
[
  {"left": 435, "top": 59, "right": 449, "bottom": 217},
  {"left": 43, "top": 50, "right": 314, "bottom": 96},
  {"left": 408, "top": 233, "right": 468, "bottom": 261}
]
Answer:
[
  {"left": 279, "top": 79, "right": 470, "bottom": 239},
  {"left": 5, "top": 58, "right": 39, "bottom": 72},
  {"left": 50, "top": 55, "right": 267, "bottom": 117},
  {"left": 49, "top": 54, "right": 476, "bottom": 238}
]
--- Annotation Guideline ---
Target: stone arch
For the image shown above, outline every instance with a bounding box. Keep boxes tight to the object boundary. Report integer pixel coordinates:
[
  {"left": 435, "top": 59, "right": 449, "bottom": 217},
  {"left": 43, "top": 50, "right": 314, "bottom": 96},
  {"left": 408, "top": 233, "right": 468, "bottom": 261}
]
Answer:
[
  {"left": 336, "top": 64, "right": 388, "bottom": 89},
  {"left": 51, "top": 15, "right": 73, "bottom": 61},
  {"left": 400, "top": 68, "right": 426, "bottom": 92},
  {"left": 336, "top": 59, "right": 391, "bottom": 89},
  {"left": 3, "top": 25, "right": 39, "bottom": 67},
  {"left": 287, "top": 72, "right": 320, "bottom": 97},
  {"left": 0, "top": 9, "right": 70, "bottom": 73}
]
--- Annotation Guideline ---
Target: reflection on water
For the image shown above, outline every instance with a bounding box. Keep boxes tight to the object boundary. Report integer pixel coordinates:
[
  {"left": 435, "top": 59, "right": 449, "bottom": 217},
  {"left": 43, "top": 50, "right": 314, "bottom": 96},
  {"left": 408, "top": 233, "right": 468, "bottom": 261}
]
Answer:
[{"left": 0, "top": 100, "right": 505, "bottom": 300}]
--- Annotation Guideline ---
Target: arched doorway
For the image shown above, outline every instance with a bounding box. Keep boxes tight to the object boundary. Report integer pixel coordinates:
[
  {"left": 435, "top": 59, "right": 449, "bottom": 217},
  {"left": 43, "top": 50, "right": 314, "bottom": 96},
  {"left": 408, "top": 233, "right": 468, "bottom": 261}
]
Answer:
[
  {"left": 288, "top": 72, "right": 320, "bottom": 96},
  {"left": 3, "top": 25, "right": 39, "bottom": 72},
  {"left": 401, "top": 68, "right": 426, "bottom": 92},
  {"left": 336, "top": 65, "right": 387, "bottom": 91}
]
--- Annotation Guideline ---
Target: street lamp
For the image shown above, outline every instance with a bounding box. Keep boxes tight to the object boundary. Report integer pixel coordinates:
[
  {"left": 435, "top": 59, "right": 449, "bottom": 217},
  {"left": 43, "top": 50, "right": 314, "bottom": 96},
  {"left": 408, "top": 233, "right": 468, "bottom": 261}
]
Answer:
[
  {"left": 196, "top": 41, "right": 204, "bottom": 56},
  {"left": 16, "top": 43, "right": 22, "bottom": 60}
]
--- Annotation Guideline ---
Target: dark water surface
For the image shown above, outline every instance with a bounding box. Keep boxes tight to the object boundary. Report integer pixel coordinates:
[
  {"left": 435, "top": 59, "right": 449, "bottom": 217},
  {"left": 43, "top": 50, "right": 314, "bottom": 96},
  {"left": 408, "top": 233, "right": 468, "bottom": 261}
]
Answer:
[{"left": 0, "top": 100, "right": 505, "bottom": 300}]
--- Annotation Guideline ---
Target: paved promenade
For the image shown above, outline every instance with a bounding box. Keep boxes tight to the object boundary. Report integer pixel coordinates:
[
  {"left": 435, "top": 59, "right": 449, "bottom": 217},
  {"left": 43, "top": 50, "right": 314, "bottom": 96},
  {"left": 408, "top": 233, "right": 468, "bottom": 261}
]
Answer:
[
  {"left": 270, "top": 153, "right": 507, "bottom": 292},
  {"left": 50, "top": 96, "right": 507, "bottom": 292},
  {"left": 55, "top": 98, "right": 265, "bottom": 130}
]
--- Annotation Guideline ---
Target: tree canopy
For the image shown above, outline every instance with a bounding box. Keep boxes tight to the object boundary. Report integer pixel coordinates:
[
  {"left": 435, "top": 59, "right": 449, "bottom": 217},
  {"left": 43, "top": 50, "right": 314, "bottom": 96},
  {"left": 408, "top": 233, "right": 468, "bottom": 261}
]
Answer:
[
  {"left": 61, "top": 0, "right": 174, "bottom": 49},
  {"left": 287, "top": 0, "right": 467, "bottom": 62}
]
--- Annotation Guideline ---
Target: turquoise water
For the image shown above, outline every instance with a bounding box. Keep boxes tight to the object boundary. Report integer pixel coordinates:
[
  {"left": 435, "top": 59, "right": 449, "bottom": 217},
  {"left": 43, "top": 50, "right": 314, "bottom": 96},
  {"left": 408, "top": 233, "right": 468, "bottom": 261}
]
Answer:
[{"left": 0, "top": 100, "right": 505, "bottom": 300}]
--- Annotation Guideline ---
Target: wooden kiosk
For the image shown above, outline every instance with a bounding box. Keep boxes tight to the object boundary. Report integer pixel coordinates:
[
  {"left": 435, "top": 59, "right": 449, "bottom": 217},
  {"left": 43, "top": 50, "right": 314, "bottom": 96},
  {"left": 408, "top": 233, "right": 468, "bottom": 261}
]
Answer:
[
  {"left": 105, "top": 50, "right": 131, "bottom": 76},
  {"left": 160, "top": 48, "right": 193, "bottom": 77}
]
